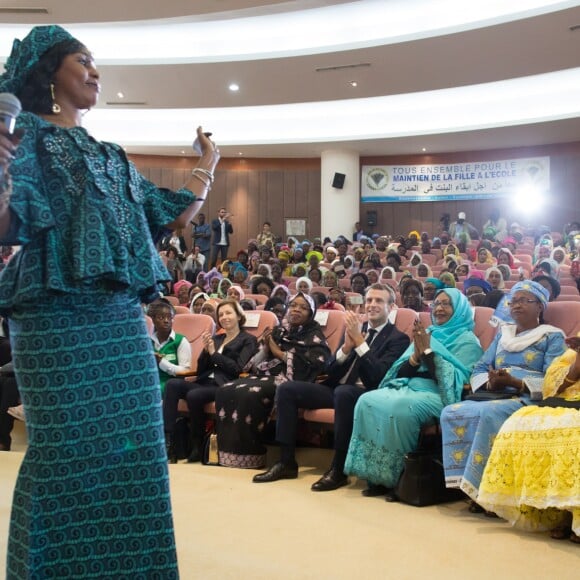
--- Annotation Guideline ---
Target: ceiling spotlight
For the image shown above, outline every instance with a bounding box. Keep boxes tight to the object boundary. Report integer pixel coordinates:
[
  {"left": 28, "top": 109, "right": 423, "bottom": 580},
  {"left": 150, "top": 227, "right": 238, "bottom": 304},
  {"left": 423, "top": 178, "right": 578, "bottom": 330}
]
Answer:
[
  {"left": 181, "top": 150, "right": 185, "bottom": 155},
  {"left": 238, "top": 152, "right": 243, "bottom": 156},
  {"left": 421, "top": 147, "right": 427, "bottom": 152},
  {"left": 349, "top": 81, "right": 358, "bottom": 87},
  {"left": 116, "top": 92, "right": 124, "bottom": 99},
  {"left": 229, "top": 83, "right": 240, "bottom": 92}
]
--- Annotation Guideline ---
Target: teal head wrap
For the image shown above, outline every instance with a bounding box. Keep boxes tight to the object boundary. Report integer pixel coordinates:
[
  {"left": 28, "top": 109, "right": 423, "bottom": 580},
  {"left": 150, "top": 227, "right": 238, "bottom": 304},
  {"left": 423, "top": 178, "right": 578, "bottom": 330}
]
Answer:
[
  {"left": 0, "top": 25, "right": 76, "bottom": 93},
  {"left": 429, "top": 288, "right": 475, "bottom": 341}
]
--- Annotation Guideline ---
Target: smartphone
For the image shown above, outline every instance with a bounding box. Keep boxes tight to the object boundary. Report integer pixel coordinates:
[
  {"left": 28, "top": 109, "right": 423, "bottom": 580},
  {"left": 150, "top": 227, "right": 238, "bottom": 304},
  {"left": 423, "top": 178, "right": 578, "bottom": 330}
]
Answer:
[
  {"left": 349, "top": 294, "right": 363, "bottom": 305},
  {"left": 192, "top": 132, "right": 213, "bottom": 154}
]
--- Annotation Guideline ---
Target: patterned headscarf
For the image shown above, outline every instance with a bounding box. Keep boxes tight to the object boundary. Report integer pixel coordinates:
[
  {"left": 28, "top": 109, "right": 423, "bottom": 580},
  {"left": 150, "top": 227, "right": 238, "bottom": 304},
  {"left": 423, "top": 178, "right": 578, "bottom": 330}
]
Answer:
[
  {"left": 289, "top": 291, "right": 316, "bottom": 317},
  {"left": 0, "top": 26, "right": 77, "bottom": 93},
  {"left": 510, "top": 280, "right": 550, "bottom": 309}
]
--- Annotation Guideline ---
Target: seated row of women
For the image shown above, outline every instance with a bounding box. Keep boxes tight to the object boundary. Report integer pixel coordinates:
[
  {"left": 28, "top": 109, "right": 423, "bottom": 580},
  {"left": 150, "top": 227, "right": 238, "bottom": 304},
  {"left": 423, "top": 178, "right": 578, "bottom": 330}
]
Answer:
[{"left": 151, "top": 281, "right": 579, "bottom": 544}]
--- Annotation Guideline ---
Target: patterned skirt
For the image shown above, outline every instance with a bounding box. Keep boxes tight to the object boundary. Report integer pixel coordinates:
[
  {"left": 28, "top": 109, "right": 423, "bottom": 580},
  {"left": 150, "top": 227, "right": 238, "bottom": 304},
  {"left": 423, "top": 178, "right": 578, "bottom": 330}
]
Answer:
[
  {"left": 6, "top": 293, "right": 179, "bottom": 579},
  {"left": 215, "top": 376, "right": 277, "bottom": 468},
  {"left": 477, "top": 405, "right": 580, "bottom": 534},
  {"left": 441, "top": 399, "right": 523, "bottom": 499}
]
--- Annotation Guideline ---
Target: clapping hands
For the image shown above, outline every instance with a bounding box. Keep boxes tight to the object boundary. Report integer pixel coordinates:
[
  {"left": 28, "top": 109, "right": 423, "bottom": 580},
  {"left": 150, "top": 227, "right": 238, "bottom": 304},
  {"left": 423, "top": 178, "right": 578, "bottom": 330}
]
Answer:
[{"left": 202, "top": 331, "right": 215, "bottom": 355}]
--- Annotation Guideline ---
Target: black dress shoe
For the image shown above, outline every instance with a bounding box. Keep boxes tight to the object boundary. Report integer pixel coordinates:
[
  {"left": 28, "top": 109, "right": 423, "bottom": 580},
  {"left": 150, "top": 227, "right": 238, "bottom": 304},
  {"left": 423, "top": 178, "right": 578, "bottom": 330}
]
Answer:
[
  {"left": 361, "top": 484, "right": 388, "bottom": 497},
  {"left": 252, "top": 461, "right": 299, "bottom": 483},
  {"left": 311, "top": 468, "right": 348, "bottom": 492}
]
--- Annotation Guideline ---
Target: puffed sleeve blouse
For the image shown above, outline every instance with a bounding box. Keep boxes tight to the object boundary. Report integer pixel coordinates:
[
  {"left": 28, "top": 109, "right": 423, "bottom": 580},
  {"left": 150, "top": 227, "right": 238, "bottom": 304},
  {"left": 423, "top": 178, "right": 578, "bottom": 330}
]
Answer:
[{"left": 0, "top": 112, "right": 197, "bottom": 309}]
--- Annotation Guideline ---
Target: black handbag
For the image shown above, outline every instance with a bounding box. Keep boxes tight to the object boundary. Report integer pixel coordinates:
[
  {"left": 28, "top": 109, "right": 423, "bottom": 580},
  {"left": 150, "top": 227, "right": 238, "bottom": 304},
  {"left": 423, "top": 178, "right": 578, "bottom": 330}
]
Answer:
[
  {"left": 201, "top": 431, "right": 219, "bottom": 465},
  {"left": 536, "top": 397, "right": 580, "bottom": 409},
  {"left": 393, "top": 426, "right": 464, "bottom": 507}
]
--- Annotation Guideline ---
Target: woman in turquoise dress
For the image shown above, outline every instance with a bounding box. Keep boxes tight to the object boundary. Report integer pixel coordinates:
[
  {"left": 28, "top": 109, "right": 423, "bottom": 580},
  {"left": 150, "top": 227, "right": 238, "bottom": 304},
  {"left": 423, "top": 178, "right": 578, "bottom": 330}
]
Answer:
[
  {"left": 441, "top": 281, "right": 566, "bottom": 505},
  {"left": 344, "top": 288, "right": 482, "bottom": 493},
  {"left": 0, "top": 26, "right": 220, "bottom": 579}
]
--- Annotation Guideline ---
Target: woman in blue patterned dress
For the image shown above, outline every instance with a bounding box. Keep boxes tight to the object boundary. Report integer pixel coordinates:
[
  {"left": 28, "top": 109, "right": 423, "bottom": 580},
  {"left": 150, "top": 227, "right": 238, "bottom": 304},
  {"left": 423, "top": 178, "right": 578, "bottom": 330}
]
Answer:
[
  {"left": 440, "top": 281, "right": 566, "bottom": 507},
  {"left": 0, "top": 26, "right": 220, "bottom": 579}
]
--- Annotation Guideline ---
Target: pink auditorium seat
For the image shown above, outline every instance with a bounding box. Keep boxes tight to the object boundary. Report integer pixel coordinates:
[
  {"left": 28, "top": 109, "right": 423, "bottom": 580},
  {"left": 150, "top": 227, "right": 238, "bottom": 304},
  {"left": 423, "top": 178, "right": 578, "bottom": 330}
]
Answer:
[
  {"left": 172, "top": 313, "right": 216, "bottom": 374},
  {"left": 544, "top": 301, "right": 580, "bottom": 336},
  {"left": 243, "top": 293, "right": 269, "bottom": 305},
  {"left": 314, "top": 309, "right": 346, "bottom": 355}
]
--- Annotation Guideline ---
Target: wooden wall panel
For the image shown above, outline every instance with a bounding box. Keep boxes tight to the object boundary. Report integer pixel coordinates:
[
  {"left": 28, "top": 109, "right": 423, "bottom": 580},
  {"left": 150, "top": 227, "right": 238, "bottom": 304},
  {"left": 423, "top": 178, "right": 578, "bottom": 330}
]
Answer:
[{"left": 130, "top": 141, "right": 579, "bottom": 252}]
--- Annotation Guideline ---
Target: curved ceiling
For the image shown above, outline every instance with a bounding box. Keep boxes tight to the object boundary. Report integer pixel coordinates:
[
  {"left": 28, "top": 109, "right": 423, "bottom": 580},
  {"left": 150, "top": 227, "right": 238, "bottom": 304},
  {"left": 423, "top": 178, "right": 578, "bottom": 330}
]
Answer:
[{"left": 1, "top": 0, "right": 579, "bottom": 157}]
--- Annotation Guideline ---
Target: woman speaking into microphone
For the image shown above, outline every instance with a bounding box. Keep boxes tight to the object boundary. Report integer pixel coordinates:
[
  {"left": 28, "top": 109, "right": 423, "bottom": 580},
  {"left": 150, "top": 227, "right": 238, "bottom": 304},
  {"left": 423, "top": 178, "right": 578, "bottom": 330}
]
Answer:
[{"left": 0, "top": 25, "right": 220, "bottom": 579}]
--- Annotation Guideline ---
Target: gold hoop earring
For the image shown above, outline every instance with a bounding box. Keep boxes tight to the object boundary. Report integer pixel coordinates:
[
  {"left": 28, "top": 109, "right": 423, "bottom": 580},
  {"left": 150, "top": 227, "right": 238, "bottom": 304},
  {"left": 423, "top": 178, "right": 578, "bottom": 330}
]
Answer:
[{"left": 50, "top": 83, "right": 61, "bottom": 114}]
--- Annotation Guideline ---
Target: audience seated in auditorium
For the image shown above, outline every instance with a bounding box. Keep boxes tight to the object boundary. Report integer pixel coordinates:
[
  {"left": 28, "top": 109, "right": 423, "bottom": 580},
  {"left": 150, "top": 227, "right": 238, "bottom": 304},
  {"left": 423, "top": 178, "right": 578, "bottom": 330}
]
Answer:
[
  {"left": 441, "top": 281, "right": 566, "bottom": 511},
  {"left": 253, "top": 284, "right": 409, "bottom": 488},
  {"left": 149, "top": 299, "right": 192, "bottom": 396},
  {"left": 477, "top": 334, "right": 580, "bottom": 543},
  {"left": 163, "top": 300, "right": 257, "bottom": 463},
  {"left": 215, "top": 293, "right": 330, "bottom": 469},
  {"left": 345, "top": 289, "right": 482, "bottom": 497}
]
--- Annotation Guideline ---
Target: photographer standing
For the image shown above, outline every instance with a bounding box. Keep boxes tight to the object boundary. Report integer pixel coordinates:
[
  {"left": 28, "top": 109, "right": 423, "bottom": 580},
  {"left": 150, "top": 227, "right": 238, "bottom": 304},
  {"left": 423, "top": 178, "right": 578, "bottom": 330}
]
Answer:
[{"left": 210, "top": 207, "right": 233, "bottom": 268}]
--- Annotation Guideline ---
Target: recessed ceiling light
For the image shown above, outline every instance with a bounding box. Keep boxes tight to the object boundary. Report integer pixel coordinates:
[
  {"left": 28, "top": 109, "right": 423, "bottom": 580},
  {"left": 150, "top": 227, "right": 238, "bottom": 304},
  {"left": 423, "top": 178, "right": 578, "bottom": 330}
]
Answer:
[
  {"left": 421, "top": 147, "right": 427, "bottom": 152},
  {"left": 238, "top": 152, "right": 243, "bottom": 156},
  {"left": 181, "top": 150, "right": 185, "bottom": 154},
  {"left": 229, "top": 83, "right": 240, "bottom": 92},
  {"left": 349, "top": 81, "right": 358, "bottom": 87},
  {"left": 117, "top": 92, "right": 124, "bottom": 99}
]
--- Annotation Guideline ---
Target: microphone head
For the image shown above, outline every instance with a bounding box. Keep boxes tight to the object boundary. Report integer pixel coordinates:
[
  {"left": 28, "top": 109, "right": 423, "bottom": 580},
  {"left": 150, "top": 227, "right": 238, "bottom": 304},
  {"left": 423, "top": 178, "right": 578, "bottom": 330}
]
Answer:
[{"left": 0, "top": 93, "right": 22, "bottom": 118}]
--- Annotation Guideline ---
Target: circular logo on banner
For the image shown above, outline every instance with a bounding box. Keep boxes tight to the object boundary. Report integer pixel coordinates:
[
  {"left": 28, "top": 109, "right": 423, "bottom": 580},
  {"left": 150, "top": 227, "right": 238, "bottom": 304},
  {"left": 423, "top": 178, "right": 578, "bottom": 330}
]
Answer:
[
  {"left": 366, "top": 167, "right": 389, "bottom": 191},
  {"left": 522, "top": 159, "right": 545, "bottom": 183}
]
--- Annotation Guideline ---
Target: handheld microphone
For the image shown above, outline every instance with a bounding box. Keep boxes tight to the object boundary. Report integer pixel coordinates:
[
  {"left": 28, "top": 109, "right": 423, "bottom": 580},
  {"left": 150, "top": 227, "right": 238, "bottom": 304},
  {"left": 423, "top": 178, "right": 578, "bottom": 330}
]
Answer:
[
  {"left": 0, "top": 93, "right": 21, "bottom": 184},
  {"left": 0, "top": 93, "right": 22, "bottom": 134}
]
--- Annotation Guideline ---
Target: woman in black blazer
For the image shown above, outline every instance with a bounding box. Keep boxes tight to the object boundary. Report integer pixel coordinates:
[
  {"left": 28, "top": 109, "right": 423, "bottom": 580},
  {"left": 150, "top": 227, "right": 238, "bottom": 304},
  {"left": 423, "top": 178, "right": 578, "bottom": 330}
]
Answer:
[{"left": 163, "top": 300, "right": 257, "bottom": 462}]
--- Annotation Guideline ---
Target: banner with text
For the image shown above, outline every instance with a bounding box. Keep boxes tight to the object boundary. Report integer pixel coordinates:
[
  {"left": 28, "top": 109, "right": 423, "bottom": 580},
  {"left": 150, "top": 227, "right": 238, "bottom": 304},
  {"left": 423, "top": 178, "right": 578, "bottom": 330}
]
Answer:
[{"left": 361, "top": 157, "right": 550, "bottom": 203}]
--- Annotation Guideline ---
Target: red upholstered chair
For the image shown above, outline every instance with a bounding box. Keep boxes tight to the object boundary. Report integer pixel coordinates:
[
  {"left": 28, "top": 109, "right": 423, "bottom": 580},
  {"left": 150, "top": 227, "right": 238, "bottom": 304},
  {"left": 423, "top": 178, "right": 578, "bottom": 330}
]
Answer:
[
  {"left": 172, "top": 313, "right": 216, "bottom": 374},
  {"left": 314, "top": 309, "right": 346, "bottom": 355},
  {"left": 243, "top": 293, "right": 269, "bottom": 306},
  {"left": 242, "top": 309, "right": 279, "bottom": 340},
  {"left": 544, "top": 301, "right": 580, "bottom": 336},
  {"left": 473, "top": 306, "right": 498, "bottom": 351},
  {"left": 554, "top": 294, "right": 580, "bottom": 303},
  {"left": 174, "top": 305, "right": 190, "bottom": 314},
  {"left": 392, "top": 308, "right": 418, "bottom": 340},
  {"left": 164, "top": 295, "right": 179, "bottom": 306},
  {"left": 559, "top": 285, "right": 580, "bottom": 296}
]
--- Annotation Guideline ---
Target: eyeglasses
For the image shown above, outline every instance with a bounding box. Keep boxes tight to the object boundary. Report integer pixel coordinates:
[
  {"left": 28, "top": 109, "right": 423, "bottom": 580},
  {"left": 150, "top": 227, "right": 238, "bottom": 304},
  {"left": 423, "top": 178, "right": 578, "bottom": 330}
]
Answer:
[
  {"left": 508, "top": 298, "right": 539, "bottom": 307},
  {"left": 466, "top": 291, "right": 485, "bottom": 298},
  {"left": 431, "top": 300, "right": 453, "bottom": 309}
]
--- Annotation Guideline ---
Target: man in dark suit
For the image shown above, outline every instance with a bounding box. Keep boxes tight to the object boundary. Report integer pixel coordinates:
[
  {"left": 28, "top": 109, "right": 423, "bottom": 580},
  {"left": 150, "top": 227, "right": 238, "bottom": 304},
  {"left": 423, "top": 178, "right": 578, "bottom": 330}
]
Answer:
[
  {"left": 253, "top": 283, "right": 410, "bottom": 488},
  {"left": 210, "top": 207, "right": 233, "bottom": 268}
]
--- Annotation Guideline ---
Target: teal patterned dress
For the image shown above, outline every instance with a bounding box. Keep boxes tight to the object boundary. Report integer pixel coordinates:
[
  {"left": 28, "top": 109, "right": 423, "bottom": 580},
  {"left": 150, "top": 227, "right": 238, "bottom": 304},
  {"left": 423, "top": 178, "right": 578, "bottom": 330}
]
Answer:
[{"left": 1, "top": 112, "right": 195, "bottom": 579}]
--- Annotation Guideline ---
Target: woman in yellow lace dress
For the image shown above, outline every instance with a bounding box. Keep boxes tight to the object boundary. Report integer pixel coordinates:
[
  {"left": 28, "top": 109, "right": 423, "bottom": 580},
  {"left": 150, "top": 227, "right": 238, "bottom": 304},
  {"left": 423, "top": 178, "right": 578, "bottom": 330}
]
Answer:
[{"left": 478, "top": 333, "right": 580, "bottom": 543}]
